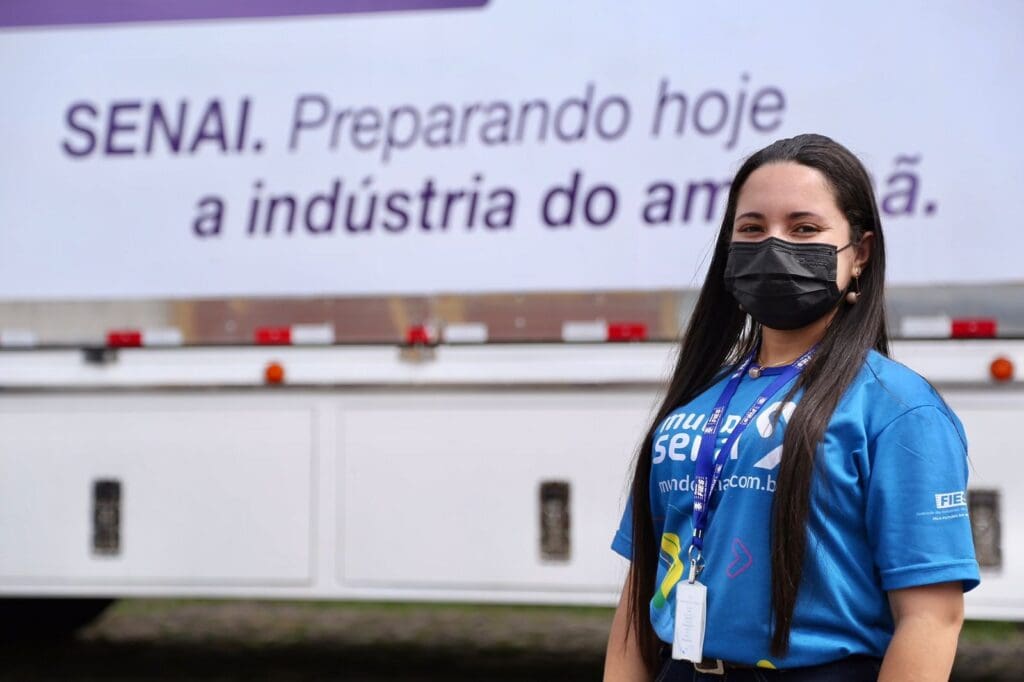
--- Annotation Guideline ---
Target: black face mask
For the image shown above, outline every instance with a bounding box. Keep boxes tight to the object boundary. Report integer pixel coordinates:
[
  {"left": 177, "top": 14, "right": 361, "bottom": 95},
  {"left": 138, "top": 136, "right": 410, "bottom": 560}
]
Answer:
[{"left": 724, "top": 237, "right": 853, "bottom": 331}]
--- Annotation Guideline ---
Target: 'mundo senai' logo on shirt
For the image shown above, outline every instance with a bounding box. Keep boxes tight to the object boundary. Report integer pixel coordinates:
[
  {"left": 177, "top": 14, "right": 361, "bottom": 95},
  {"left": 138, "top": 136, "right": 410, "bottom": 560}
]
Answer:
[{"left": 935, "top": 491, "right": 967, "bottom": 510}]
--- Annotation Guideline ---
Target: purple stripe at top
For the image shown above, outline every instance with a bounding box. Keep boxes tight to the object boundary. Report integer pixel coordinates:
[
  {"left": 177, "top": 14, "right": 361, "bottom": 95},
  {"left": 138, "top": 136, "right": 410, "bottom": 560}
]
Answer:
[{"left": 0, "top": 0, "right": 488, "bottom": 29}]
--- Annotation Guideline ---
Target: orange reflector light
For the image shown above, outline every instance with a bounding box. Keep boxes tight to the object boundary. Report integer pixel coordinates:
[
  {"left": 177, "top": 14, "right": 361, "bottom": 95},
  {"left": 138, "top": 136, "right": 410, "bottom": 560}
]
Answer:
[
  {"left": 990, "top": 357, "right": 1014, "bottom": 383},
  {"left": 265, "top": 361, "right": 285, "bottom": 384}
]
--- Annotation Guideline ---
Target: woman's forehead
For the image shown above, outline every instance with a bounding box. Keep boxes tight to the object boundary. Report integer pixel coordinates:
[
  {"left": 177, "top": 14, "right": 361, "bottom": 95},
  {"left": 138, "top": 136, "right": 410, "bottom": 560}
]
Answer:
[{"left": 736, "top": 162, "right": 840, "bottom": 216}]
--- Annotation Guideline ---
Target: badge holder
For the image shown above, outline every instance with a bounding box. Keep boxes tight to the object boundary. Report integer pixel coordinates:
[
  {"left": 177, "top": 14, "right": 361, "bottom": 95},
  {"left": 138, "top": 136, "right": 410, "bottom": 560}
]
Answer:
[{"left": 672, "top": 545, "right": 708, "bottom": 663}]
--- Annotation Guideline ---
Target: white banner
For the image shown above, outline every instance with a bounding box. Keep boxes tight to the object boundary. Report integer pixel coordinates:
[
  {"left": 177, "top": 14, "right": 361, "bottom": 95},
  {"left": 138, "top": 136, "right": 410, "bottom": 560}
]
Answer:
[{"left": 1, "top": 0, "right": 1022, "bottom": 300}]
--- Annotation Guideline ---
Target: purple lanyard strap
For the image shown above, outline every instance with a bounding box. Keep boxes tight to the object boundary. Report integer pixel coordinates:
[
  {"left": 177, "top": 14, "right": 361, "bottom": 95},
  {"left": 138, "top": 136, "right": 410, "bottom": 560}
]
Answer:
[{"left": 686, "top": 344, "right": 817, "bottom": 582}]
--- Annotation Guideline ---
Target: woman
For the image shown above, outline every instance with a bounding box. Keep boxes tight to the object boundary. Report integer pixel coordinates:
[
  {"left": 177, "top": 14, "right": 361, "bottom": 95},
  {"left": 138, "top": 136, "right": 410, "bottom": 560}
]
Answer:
[{"left": 604, "top": 134, "right": 979, "bottom": 681}]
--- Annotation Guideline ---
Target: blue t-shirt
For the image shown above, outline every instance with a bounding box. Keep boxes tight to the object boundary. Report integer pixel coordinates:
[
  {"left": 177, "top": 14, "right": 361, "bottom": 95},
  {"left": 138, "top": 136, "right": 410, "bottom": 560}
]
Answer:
[{"left": 611, "top": 350, "right": 980, "bottom": 668}]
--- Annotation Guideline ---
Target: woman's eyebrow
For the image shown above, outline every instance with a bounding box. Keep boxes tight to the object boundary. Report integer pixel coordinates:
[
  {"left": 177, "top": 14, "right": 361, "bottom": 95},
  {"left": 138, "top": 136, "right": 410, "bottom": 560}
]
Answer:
[
  {"left": 735, "top": 211, "right": 765, "bottom": 221},
  {"left": 734, "top": 210, "right": 827, "bottom": 222}
]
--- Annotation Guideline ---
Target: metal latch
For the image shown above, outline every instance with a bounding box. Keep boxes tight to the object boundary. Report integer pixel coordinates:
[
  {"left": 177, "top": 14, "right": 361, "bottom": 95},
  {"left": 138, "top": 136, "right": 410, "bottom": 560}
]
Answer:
[
  {"left": 92, "top": 479, "right": 122, "bottom": 556},
  {"left": 539, "top": 481, "right": 571, "bottom": 561}
]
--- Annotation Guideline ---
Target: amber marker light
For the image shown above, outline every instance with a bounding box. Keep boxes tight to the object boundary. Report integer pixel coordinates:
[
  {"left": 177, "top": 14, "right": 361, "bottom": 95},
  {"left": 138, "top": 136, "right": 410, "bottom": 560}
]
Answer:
[
  {"left": 990, "top": 356, "right": 1014, "bottom": 383},
  {"left": 265, "top": 361, "right": 285, "bottom": 385}
]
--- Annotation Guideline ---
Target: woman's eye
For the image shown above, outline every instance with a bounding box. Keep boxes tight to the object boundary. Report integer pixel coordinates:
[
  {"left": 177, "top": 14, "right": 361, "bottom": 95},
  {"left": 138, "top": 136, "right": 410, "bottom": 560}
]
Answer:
[
  {"left": 794, "top": 224, "right": 822, "bottom": 234},
  {"left": 737, "top": 224, "right": 763, "bottom": 233}
]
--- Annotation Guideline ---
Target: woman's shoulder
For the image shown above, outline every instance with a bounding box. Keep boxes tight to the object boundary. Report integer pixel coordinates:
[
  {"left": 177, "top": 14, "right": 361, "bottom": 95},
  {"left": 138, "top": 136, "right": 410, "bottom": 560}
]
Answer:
[{"left": 847, "top": 349, "right": 963, "bottom": 436}]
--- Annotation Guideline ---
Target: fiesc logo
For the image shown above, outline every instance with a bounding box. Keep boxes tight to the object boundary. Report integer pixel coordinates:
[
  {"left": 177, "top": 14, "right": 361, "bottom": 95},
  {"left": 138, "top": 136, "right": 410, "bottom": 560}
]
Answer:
[{"left": 935, "top": 491, "right": 967, "bottom": 510}]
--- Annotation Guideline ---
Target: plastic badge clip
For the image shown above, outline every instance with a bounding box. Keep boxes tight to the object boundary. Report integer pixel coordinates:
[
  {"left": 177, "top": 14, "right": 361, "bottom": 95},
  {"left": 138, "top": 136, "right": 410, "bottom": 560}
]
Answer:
[{"left": 687, "top": 543, "right": 704, "bottom": 584}]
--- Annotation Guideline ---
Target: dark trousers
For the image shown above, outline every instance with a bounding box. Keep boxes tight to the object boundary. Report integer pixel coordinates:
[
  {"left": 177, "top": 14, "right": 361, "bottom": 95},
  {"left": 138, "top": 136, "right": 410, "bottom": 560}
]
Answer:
[{"left": 655, "top": 653, "right": 882, "bottom": 681}]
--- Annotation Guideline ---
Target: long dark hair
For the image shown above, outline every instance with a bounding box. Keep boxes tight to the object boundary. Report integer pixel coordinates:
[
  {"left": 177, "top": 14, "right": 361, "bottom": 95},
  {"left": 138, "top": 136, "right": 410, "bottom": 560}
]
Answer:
[{"left": 625, "top": 133, "right": 890, "bottom": 669}]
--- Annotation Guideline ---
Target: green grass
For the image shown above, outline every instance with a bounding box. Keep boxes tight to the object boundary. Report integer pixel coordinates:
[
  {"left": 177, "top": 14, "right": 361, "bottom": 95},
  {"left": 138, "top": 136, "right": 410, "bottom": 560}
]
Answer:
[
  {"left": 960, "top": 620, "right": 1022, "bottom": 641},
  {"left": 108, "top": 601, "right": 1021, "bottom": 643},
  {"left": 111, "top": 598, "right": 616, "bottom": 618}
]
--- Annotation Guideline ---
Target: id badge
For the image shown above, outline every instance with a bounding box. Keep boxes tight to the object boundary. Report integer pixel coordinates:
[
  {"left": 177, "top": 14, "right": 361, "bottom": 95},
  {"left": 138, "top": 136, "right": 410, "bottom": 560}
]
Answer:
[{"left": 671, "top": 580, "right": 707, "bottom": 661}]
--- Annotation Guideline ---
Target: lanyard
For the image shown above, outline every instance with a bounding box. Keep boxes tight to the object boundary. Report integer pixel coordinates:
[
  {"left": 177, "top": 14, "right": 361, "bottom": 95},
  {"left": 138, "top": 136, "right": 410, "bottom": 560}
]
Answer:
[{"left": 686, "top": 344, "right": 816, "bottom": 582}]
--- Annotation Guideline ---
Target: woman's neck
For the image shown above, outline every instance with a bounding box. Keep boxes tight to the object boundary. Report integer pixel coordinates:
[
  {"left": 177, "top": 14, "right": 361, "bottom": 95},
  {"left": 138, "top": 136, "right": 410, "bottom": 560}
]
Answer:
[{"left": 758, "top": 313, "right": 832, "bottom": 366}]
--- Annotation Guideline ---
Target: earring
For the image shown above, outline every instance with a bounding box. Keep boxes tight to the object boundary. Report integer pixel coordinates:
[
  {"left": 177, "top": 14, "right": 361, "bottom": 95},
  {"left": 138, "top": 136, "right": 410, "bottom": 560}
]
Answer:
[{"left": 846, "top": 268, "right": 862, "bottom": 304}]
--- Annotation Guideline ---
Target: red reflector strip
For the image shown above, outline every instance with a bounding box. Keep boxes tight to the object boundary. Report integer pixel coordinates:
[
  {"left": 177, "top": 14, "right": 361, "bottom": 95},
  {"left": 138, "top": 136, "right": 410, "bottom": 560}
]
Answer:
[
  {"left": 607, "top": 322, "right": 647, "bottom": 342},
  {"left": 255, "top": 327, "right": 292, "bottom": 345},
  {"left": 951, "top": 319, "right": 997, "bottom": 338},
  {"left": 107, "top": 330, "right": 143, "bottom": 347}
]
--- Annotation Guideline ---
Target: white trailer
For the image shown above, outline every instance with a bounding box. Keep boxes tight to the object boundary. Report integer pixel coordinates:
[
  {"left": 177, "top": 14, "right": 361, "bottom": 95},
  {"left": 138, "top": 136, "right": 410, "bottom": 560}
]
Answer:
[
  {"left": 2, "top": 0, "right": 1022, "bottom": 634},
  {"left": 0, "top": 334, "right": 1019, "bottom": 627}
]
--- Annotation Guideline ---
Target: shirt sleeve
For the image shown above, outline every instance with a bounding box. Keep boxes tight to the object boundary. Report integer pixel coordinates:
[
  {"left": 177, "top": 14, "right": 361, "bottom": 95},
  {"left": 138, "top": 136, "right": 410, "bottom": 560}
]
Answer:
[
  {"left": 866, "top": 405, "right": 980, "bottom": 592},
  {"left": 611, "top": 495, "right": 633, "bottom": 560}
]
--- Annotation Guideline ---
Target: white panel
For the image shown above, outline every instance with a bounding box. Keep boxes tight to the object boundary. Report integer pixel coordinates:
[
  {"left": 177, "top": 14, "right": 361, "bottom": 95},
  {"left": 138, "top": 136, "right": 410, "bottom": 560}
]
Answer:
[
  {"left": 291, "top": 324, "right": 335, "bottom": 345},
  {"left": 141, "top": 327, "right": 184, "bottom": 346},
  {"left": 0, "top": 345, "right": 1019, "bottom": 615},
  {"left": 442, "top": 323, "right": 488, "bottom": 344},
  {"left": 338, "top": 391, "right": 647, "bottom": 591},
  {"left": 0, "top": 329, "right": 38, "bottom": 347},
  {"left": 0, "top": 398, "right": 313, "bottom": 585},
  {"left": 899, "top": 315, "right": 951, "bottom": 339},
  {"left": 944, "top": 391, "right": 1024, "bottom": 614}
]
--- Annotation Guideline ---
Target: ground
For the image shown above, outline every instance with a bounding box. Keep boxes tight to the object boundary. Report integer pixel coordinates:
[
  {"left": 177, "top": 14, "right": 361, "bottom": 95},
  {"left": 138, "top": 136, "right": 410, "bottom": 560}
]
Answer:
[{"left": 1, "top": 600, "right": 1019, "bottom": 680}]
